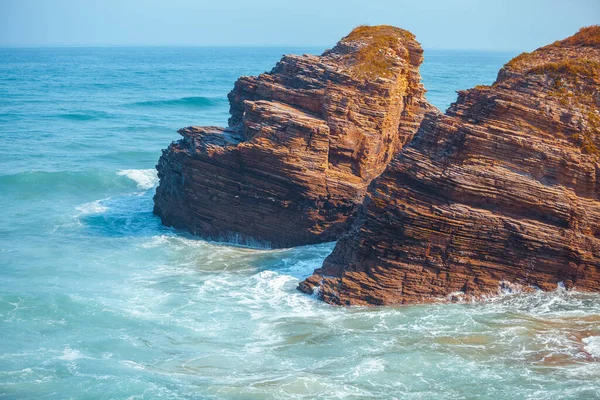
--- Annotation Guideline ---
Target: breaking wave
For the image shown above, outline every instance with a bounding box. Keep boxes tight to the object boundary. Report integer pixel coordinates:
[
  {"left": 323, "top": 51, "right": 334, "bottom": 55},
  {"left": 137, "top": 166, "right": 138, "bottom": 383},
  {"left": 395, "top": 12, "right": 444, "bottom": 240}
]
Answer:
[{"left": 116, "top": 169, "right": 158, "bottom": 190}]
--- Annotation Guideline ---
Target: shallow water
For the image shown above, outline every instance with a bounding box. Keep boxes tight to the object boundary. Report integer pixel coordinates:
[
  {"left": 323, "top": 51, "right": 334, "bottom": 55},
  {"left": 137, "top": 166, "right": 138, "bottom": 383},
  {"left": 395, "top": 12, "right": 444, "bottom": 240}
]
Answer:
[{"left": 1, "top": 47, "right": 599, "bottom": 399}]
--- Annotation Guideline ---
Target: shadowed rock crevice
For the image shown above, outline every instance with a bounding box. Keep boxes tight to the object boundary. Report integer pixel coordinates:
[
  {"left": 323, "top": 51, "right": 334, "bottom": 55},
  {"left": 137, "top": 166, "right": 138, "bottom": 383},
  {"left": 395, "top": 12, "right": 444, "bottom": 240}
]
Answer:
[
  {"left": 299, "top": 26, "right": 600, "bottom": 305},
  {"left": 153, "top": 25, "right": 434, "bottom": 248}
]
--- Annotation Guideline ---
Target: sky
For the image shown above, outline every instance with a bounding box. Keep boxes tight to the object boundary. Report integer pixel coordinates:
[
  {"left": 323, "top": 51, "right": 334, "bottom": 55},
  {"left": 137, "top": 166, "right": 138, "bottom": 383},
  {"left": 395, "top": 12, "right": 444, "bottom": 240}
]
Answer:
[{"left": 1, "top": 0, "right": 598, "bottom": 51}]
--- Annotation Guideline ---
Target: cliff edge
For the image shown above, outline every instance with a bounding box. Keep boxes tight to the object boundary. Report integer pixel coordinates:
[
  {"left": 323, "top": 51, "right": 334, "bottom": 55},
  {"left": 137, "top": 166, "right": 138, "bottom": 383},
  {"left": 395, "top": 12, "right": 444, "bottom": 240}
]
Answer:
[
  {"left": 299, "top": 26, "right": 600, "bottom": 305},
  {"left": 153, "top": 25, "right": 433, "bottom": 248}
]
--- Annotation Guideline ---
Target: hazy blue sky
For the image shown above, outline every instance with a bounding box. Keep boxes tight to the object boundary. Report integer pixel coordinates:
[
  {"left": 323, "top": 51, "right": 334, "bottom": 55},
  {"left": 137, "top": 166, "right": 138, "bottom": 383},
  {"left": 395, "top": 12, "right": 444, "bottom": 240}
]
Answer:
[{"left": 1, "top": 0, "right": 598, "bottom": 51}]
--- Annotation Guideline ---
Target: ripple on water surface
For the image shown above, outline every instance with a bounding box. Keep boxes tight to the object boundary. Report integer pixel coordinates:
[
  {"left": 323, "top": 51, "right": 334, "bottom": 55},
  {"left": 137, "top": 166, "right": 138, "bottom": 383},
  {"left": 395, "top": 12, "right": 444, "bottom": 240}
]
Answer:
[
  {"left": 3, "top": 221, "right": 600, "bottom": 399},
  {"left": 2, "top": 171, "right": 600, "bottom": 399}
]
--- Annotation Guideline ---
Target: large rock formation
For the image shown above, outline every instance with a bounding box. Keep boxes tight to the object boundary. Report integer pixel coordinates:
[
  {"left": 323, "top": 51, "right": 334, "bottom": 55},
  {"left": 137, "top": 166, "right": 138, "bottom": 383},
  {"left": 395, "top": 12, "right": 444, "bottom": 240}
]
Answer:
[
  {"left": 154, "top": 26, "right": 433, "bottom": 248},
  {"left": 299, "top": 26, "right": 600, "bottom": 305}
]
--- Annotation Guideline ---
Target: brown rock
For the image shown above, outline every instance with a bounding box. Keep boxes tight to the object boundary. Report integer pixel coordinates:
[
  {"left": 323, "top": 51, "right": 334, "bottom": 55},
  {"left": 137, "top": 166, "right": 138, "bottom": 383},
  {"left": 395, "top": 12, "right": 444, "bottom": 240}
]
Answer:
[
  {"left": 153, "top": 25, "right": 433, "bottom": 248},
  {"left": 299, "top": 26, "right": 600, "bottom": 305}
]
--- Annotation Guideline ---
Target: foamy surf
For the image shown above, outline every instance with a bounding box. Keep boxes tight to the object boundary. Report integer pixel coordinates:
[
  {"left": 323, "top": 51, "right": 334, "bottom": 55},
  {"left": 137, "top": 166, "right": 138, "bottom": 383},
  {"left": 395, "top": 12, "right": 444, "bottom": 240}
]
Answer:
[
  {"left": 57, "top": 347, "right": 86, "bottom": 361},
  {"left": 116, "top": 169, "right": 158, "bottom": 190},
  {"left": 75, "top": 199, "right": 109, "bottom": 215},
  {"left": 583, "top": 336, "right": 600, "bottom": 358}
]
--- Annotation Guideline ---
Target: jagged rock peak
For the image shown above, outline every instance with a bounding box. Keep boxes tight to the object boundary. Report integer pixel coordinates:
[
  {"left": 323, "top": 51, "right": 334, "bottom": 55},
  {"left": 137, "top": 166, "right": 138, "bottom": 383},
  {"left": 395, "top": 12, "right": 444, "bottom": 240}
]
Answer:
[{"left": 153, "top": 25, "right": 434, "bottom": 248}]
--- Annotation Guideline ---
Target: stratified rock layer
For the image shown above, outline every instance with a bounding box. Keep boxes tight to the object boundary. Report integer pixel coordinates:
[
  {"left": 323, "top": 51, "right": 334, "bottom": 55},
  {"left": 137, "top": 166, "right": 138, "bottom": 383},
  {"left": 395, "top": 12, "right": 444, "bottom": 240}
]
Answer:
[
  {"left": 299, "top": 26, "right": 600, "bottom": 305},
  {"left": 154, "top": 26, "right": 433, "bottom": 248}
]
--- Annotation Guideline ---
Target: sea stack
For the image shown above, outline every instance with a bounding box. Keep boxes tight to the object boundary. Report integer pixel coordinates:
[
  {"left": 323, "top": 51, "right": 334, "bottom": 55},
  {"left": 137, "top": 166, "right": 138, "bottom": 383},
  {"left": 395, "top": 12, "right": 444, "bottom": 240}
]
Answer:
[
  {"left": 153, "top": 25, "right": 433, "bottom": 247},
  {"left": 299, "top": 26, "right": 600, "bottom": 305}
]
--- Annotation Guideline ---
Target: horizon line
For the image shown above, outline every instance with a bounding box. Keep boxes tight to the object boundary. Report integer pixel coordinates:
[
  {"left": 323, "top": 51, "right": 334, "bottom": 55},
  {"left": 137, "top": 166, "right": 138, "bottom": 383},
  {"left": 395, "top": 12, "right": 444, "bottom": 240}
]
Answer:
[{"left": 0, "top": 44, "right": 523, "bottom": 53}]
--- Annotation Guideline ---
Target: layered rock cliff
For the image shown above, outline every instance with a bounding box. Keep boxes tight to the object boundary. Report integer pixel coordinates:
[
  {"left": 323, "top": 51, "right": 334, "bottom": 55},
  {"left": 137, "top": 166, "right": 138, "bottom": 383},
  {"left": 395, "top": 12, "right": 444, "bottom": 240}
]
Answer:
[
  {"left": 299, "top": 26, "right": 600, "bottom": 305},
  {"left": 154, "top": 25, "right": 433, "bottom": 248}
]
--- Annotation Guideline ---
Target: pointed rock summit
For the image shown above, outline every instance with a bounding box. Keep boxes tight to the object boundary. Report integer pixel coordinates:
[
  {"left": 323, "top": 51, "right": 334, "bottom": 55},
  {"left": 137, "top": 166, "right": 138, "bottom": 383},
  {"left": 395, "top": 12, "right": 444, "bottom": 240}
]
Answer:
[
  {"left": 299, "top": 26, "right": 600, "bottom": 305},
  {"left": 153, "top": 25, "right": 433, "bottom": 247}
]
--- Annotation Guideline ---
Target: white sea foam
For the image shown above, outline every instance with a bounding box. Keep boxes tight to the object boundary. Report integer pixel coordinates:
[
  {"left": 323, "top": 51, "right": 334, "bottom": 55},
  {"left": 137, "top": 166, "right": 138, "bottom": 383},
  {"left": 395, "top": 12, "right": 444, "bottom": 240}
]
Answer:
[
  {"left": 117, "top": 169, "right": 158, "bottom": 190},
  {"left": 120, "top": 360, "right": 146, "bottom": 370},
  {"left": 0, "top": 368, "right": 33, "bottom": 376},
  {"left": 75, "top": 199, "right": 108, "bottom": 214},
  {"left": 583, "top": 336, "right": 600, "bottom": 358},
  {"left": 57, "top": 347, "right": 84, "bottom": 361},
  {"left": 352, "top": 358, "right": 386, "bottom": 378},
  {"left": 140, "top": 235, "right": 171, "bottom": 249}
]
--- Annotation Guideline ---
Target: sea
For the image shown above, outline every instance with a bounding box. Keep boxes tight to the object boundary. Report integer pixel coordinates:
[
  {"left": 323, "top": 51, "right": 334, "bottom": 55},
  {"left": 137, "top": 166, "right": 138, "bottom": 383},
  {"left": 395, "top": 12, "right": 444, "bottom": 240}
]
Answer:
[{"left": 1, "top": 47, "right": 599, "bottom": 399}]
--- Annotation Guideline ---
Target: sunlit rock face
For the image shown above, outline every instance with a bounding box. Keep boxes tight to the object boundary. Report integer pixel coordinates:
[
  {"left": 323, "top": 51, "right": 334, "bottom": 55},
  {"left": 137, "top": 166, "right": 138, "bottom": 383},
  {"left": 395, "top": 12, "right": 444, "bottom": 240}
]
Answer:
[
  {"left": 299, "top": 26, "right": 600, "bottom": 305},
  {"left": 153, "top": 25, "right": 433, "bottom": 248}
]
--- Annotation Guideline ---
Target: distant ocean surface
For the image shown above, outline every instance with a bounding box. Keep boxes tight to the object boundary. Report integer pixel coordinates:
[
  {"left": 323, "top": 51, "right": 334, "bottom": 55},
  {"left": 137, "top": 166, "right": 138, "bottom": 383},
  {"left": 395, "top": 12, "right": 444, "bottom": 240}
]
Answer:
[{"left": 1, "top": 47, "right": 599, "bottom": 399}]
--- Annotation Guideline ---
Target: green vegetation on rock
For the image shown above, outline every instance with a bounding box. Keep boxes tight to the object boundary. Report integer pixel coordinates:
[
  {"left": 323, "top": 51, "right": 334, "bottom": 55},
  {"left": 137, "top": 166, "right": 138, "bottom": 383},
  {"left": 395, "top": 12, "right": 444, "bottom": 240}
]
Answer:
[
  {"left": 528, "top": 59, "right": 600, "bottom": 79},
  {"left": 341, "top": 25, "right": 415, "bottom": 79}
]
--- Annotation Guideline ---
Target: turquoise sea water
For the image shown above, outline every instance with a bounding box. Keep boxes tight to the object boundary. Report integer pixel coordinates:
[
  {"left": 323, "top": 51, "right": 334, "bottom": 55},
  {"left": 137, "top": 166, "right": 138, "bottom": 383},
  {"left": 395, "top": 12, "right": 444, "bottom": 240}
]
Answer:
[{"left": 1, "top": 47, "right": 599, "bottom": 399}]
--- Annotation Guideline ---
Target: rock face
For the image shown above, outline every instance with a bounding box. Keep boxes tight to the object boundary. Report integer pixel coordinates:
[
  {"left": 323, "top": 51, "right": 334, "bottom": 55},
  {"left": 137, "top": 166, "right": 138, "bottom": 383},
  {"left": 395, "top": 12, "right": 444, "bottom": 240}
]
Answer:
[
  {"left": 154, "top": 25, "right": 433, "bottom": 248},
  {"left": 299, "top": 26, "right": 600, "bottom": 305}
]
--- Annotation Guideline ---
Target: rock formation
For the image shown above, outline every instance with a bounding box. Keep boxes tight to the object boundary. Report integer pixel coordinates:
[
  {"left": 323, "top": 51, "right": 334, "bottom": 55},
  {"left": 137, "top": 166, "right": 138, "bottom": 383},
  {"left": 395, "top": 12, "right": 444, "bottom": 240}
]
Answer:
[
  {"left": 154, "top": 25, "right": 433, "bottom": 248},
  {"left": 299, "top": 26, "right": 600, "bottom": 305}
]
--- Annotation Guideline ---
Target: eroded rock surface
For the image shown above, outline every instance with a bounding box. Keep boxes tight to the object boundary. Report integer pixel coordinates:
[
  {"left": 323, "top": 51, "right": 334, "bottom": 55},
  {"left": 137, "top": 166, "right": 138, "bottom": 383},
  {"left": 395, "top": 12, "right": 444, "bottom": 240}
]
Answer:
[
  {"left": 299, "top": 26, "right": 600, "bottom": 305},
  {"left": 154, "top": 26, "right": 433, "bottom": 247}
]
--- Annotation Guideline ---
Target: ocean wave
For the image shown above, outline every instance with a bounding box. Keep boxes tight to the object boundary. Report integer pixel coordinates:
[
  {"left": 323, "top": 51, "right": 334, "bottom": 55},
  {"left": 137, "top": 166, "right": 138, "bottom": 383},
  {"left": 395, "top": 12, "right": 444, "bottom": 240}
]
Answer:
[
  {"left": 119, "top": 360, "right": 146, "bottom": 371},
  {"left": 583, "top": 336, "right": 600, "bottom": 358},
  {"left": 116, "top": 169, "right": 158, "bottom": 190},
  {"left": 130, "top": 96, "right": 222, "bottom": 108},
  {"left": 56, "top": 347, "right": 86, "bottom": 361},
  {"left": 98, "top": 150, "right": 161, "bottom": 163},
  {"left": 75, "top": 199, "right": 109, "bottom": 215},
  {"left": 0, "top": 170, "right": 131, "bottom": 193},
  {"left": 352, "top": 358, "right": 386, "bottom": 378},
  {"left": 75, "top": 191, "right": 164, "bottom": 237},
  {"left": 56, "top": 111, "right": 113, "bottom": 121}
]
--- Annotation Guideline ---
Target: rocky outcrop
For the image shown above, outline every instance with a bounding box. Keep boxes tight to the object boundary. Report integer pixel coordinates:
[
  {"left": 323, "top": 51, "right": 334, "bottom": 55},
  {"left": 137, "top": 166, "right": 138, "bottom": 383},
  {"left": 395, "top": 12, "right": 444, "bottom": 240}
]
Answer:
[
  {"left": 154, "top": 25, "right": 433, "bottom": 248},
  {"left": 299, "top": 26, "right": 600, "bottom": 305}
]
